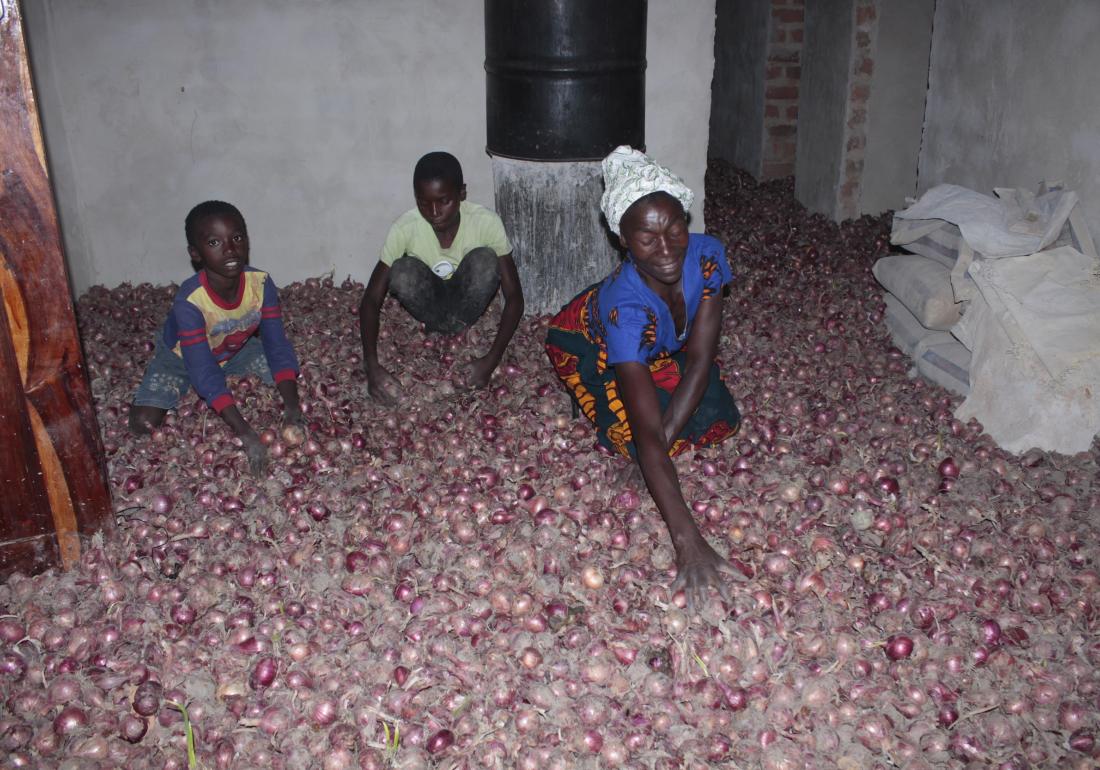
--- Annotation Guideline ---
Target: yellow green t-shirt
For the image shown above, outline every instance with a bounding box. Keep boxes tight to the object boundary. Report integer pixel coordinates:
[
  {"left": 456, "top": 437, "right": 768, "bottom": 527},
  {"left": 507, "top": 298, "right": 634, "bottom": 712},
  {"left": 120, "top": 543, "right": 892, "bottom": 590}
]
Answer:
[{"left": 380, "top": 201, "right": 512, "bottom": 280}]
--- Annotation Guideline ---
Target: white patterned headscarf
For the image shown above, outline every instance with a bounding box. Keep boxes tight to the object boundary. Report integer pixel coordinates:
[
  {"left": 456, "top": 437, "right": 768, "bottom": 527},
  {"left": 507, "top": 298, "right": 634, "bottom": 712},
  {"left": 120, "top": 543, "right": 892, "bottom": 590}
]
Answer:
[{"left": 599, "top": 145, "right": 695, "bottom": 236}]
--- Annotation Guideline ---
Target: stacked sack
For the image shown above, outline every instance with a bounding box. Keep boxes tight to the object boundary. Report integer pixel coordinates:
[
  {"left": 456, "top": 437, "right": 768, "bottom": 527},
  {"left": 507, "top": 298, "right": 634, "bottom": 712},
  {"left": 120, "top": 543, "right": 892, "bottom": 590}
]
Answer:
[
  {"left": 874, "top": 230, "right": 971, "bottom": 396},
  {"left": 876, "top": 182, "right": 1100, "bottom": 454}
]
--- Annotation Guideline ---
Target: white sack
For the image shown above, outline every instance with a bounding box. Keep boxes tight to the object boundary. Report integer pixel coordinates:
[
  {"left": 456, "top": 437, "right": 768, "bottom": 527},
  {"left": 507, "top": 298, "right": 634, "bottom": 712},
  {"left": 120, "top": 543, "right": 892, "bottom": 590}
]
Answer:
[
  {"left": 873, "top": 255, "right": 963, "bottom": 330},
  {"left": 890, "top": 218, "right": 961, "bottom": 269},
  {"left": 882, "top": 292, "right": 942, "bottom": 355},
  {"left": 954, "top": 246, "right": 1100, "bottom": 454},
  {"left": 914, "top": 337, "right": 970, "bottom": 397},
  {"left": 894, "top": 183, "right": 1078, "bottom": 258}
]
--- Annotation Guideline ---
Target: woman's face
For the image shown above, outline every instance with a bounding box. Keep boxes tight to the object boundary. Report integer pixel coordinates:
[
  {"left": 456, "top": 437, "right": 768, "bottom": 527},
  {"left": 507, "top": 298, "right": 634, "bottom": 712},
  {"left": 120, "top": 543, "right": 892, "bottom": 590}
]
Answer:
[{"left": 619, "top": 192, "right": 689, "bottom": 288}]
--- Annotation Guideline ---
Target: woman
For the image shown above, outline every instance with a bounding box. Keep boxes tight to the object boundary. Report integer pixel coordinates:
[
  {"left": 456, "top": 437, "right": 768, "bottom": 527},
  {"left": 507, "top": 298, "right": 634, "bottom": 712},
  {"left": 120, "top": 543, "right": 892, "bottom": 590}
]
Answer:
[{"left": 546, "top": 146, "right": 743, "bottom": 608}]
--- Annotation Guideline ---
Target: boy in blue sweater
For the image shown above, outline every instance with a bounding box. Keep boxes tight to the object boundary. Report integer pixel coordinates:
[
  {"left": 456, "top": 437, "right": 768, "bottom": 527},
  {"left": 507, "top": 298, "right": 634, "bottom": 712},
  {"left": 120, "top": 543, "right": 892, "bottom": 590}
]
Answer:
[{"left": 129, "top": 201, "right": 302, "bottom": 474}]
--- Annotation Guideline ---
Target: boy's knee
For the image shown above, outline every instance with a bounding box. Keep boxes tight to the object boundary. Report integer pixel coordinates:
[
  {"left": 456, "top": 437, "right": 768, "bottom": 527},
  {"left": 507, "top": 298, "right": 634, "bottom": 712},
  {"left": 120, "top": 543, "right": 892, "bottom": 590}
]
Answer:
[
  {"left": 459, "top": 248, "right": 501, "bottom": 294},
  {"left": 462, "top": 247, "right": 500, "bottom": 277},
  {"left": 388, "top": 256, "right": 432, "bottom": 301}
]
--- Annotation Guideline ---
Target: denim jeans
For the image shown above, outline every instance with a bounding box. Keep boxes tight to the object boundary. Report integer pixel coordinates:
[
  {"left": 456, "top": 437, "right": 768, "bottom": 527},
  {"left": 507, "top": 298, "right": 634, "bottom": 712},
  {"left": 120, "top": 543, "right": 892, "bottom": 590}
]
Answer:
[{"left": 132, "top": 331, "right": 273, "bottom": 410}]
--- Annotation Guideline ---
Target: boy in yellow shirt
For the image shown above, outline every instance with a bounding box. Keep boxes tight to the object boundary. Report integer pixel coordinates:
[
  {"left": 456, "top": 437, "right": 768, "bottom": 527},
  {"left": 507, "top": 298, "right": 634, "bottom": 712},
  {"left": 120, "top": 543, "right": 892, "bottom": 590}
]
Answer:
[{"left": 358, "top": 152, "right": 524, "bottom": 404}]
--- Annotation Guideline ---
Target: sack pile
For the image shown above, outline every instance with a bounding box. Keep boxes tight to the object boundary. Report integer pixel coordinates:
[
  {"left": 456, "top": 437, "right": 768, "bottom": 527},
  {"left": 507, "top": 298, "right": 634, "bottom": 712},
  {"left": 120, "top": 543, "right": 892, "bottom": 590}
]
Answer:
[{"left": 877, "top": 182, "right": 1100, "bottom": 454}]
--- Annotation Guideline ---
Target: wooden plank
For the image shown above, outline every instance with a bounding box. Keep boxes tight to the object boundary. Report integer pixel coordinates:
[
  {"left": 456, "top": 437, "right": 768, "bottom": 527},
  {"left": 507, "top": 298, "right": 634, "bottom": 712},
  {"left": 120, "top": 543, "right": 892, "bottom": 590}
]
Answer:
[
  {"left": 0, "top": 0, "right": 113, "bottom": 576},
  {"left": 0, "top": 282, "right": 59, "bottom": 575}
]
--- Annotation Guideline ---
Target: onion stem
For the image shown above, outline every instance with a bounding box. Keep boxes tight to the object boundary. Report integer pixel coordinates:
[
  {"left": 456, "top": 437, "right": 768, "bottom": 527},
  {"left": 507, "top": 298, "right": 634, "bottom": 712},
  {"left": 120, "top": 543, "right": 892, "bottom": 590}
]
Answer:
[{"left": 166, "top": 701, "right": 198, "bottom": 769}]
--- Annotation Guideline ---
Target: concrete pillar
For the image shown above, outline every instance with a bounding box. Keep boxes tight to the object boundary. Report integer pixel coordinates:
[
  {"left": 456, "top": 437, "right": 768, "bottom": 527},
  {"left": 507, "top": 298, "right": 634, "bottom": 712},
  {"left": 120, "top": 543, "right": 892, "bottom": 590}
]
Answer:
[{"left": 491, "top": 157, "right": 622, "bottom": 316}]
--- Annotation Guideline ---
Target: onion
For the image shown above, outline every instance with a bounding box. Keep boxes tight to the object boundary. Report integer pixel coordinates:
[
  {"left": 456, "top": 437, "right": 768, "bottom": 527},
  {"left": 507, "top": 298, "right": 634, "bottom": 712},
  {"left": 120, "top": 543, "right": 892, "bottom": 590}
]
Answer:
[
  {"left": 581, "top": 565, "right": 605, "bottom": 590},
  {"left": 132, "top": 680, "right": 162, "bottom": 717},
  {"left": 249, "top": 657, "right": 278, "bottom": 689},
  {"left": 52, "top": 705, "right": 88, "bottom": 735},
  {"left": 119, "top": 714, "right": 148, "bottom": 743},
  {"left": 426, "top": 728, "right": 455, "bottom": 754},
  {"left": 884, "top": 635, "right": 914, "bottom": 661}
]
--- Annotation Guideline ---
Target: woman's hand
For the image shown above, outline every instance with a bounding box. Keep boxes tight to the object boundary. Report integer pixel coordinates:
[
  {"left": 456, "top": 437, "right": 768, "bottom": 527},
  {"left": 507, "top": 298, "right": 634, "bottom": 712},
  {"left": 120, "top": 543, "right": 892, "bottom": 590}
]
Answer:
[{"left": 672, "top": 537, "right": 746, "bottom": 611}]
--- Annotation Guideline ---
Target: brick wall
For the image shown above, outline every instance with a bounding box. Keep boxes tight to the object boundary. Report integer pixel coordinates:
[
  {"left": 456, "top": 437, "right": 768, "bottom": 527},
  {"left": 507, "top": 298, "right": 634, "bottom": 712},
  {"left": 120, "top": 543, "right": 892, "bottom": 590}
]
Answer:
[
  {"left": 836, "top": 0, "right": 878, "bottom": 219},
  {"left": 762, "top": 0, "right": 804, "bottom": 179}
]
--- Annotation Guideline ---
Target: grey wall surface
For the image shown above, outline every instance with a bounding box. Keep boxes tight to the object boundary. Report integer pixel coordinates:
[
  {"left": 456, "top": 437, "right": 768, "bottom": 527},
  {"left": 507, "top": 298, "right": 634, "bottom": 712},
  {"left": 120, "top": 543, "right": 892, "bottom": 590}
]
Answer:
[
  {"left": 24, "top": 0, "right": 715, "bottom": 296},
  {"left": 708, "top": 0, "right": 769, "bottom": 175},
  {"left": 794, "top": 0, "right": 854, "bottom": 217},
  {"left": 646, "top": 0, "right": 716, "bottom": 235},
  {"left": 919, "top": 1, "right": 1100, "bottom": 245},
  {"left": 860, "top": 0, "right": 934, "bottom": 215}
]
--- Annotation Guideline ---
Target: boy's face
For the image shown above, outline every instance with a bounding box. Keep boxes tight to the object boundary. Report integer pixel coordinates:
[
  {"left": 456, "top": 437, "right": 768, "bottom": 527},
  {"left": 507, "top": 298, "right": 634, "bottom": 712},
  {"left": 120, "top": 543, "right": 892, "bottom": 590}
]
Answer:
[
  {"left": 414, "top": 178, "right": 466, "bottom": 234},
  {"left": 188, "top": 213, "right": 249, "bottom": 282}
]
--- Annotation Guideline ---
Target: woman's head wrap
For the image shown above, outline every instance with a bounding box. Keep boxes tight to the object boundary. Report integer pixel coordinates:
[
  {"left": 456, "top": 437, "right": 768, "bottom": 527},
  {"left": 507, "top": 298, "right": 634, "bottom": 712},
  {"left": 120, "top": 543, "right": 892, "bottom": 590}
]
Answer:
[{"left": 599, "top": 145, "right": 694, "bottom": 236}]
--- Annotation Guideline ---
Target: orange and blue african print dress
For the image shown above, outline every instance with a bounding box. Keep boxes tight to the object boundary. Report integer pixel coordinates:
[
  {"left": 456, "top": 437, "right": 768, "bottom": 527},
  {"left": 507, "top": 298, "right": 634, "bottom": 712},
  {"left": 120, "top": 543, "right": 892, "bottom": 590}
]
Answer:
[{"left": 545, "top": 234, "right": 740, "bottom": 459}]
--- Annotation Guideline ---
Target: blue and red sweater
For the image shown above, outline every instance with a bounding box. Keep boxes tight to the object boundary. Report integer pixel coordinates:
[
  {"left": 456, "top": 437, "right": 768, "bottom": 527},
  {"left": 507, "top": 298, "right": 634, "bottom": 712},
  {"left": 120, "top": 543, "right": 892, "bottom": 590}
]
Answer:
[{"left": 163, "top": 267, "right": 299, "bottom": 413}]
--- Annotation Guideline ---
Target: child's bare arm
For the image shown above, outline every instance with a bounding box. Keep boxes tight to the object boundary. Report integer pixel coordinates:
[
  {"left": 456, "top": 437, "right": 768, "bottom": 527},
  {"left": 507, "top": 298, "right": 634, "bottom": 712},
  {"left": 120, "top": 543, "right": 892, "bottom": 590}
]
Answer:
[
  {"left": 217, "top": 405, "right": 267, "bottom": 474},
  {"left": 278, "top": 379, "right": 303, "bottom": 425},
  {"left": 359, "top": 262, "right": 401, "bottom": 405},
  {"left": 467, "top": 253, "right": 524, "bottom": 389}
]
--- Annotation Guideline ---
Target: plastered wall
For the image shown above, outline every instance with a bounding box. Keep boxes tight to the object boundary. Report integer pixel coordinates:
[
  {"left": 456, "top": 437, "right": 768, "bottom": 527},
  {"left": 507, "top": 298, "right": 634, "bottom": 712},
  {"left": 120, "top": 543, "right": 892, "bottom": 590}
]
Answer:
[
  {"left": 918, "top": 1, "right": 1100, "bottom": 245},
  {"left": 24, "top": 0, "right": 715, "bottom": 296}
]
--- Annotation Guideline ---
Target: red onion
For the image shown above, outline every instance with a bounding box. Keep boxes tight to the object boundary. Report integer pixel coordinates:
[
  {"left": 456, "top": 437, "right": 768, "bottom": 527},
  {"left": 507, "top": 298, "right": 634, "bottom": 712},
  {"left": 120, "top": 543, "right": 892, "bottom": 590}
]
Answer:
[
  {"left": 52, "top": 706, "right": 88, "bottom": 735},
  {"left": 118, "top": 714, "right": 148, "bottom": 743},
  {"left": 311, "top": 698, "right": 338, "bottom": 727},
  {"left": 249, "top": 657, "right": 278, "bottom": 689},
  {"left": 426, "top": 728, "right": 455, "bottom": 754},
  {"left": 1069, "top": 729, "right": 1095, "bottom": 754},
  {"left": 979, "top": 618, "right": 1002, "bottom": 646},
  {"left": 938, "top": 457, "right": 960, "bottom": 478},
  {"left": 884, "top": 635, "right": 914, "bottom": 661}
]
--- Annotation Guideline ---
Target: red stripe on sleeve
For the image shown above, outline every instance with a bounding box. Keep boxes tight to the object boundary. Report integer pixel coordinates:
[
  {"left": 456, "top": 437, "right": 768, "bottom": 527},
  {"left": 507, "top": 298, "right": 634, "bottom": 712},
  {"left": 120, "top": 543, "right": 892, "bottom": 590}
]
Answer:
[
  {"left": 211, "top": 394, "right": 235, "bottom": 413},
  {"left": 273, "top": 369, "right": 298, "bottom": 384},
  {"left": 178, "top": 328, "right": 206, "bottom": 338}
]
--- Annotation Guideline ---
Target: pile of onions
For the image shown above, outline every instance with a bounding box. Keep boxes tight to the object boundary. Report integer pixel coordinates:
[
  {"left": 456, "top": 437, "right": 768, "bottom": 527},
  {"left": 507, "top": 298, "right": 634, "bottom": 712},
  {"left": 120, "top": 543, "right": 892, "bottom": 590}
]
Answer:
[{"left": 0, "top": 163, "right": 1095, "bottom": 769}]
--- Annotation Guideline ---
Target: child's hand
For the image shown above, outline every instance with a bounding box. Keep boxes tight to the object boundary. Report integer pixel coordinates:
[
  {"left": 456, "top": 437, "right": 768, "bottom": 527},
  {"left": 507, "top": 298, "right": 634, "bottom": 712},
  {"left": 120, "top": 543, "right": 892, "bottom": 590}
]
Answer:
[
  {"left": 463, "top": 355, "right": 495, "bottom": 391},
  {"left": 366, "top": 365, "right": 402, "bottom": 407},
  {"left": 283, "top": 405, "right": 305, "bottom": 427},
  {"left": 241, "top": 434, "right": 269, "bottom": 476}
]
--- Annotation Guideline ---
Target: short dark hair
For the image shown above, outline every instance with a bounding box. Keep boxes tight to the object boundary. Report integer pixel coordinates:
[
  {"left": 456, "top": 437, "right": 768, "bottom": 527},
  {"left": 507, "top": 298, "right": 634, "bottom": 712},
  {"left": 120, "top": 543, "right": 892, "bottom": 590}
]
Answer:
[
  {"left": 413, "top": 151, "right": 463, "bottom": 189},
  {"left": 185, "top": 200, "right": 246, "bottom": 247}
]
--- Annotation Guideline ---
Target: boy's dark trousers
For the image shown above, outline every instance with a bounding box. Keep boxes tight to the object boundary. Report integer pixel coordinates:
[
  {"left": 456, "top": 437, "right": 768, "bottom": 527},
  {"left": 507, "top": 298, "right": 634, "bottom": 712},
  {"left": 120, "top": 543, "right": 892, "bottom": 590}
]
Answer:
[{"left": 389, "top": 248, "right": 500, "bottom": 334}]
